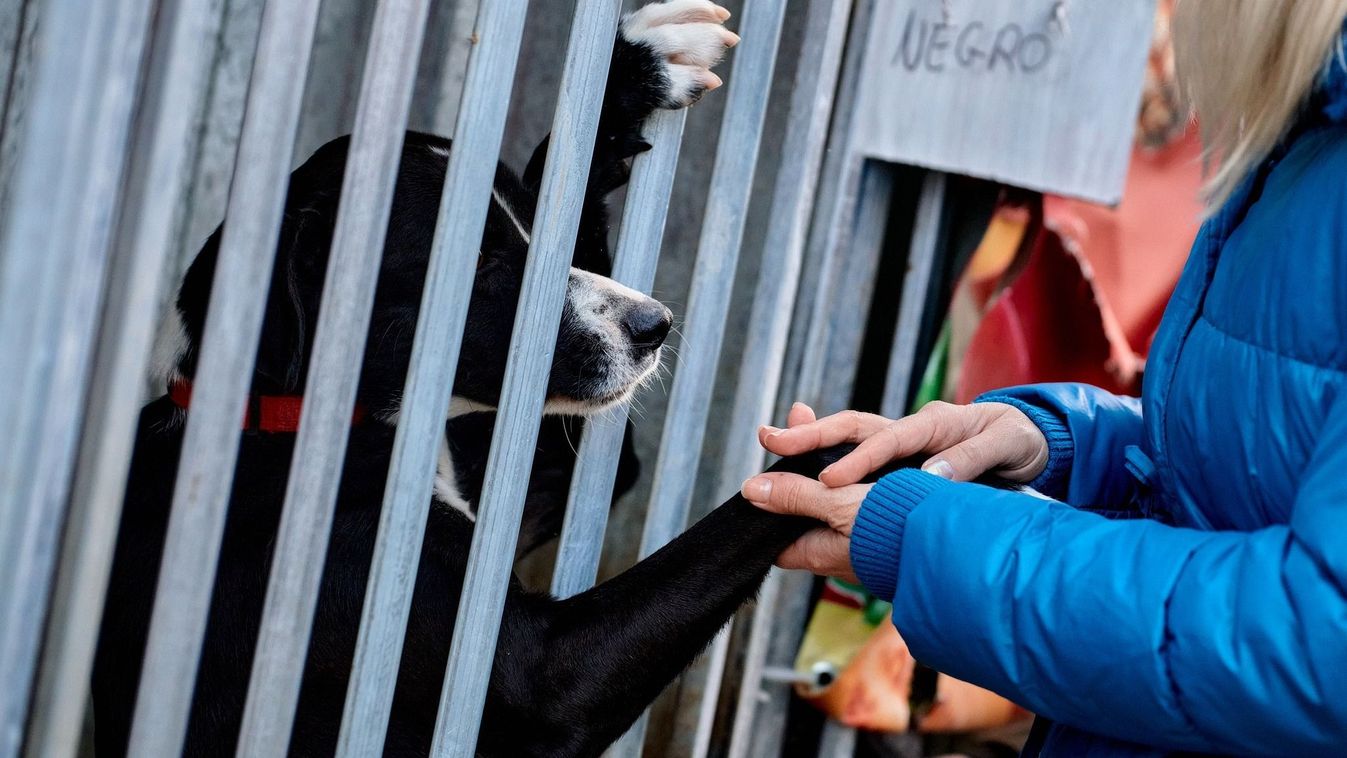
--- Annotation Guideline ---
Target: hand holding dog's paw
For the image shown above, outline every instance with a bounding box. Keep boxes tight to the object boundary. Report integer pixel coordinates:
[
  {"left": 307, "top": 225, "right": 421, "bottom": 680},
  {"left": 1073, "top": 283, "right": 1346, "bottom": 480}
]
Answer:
[{"left": 622, "top": 0, "right": 739, "bottom": 108}]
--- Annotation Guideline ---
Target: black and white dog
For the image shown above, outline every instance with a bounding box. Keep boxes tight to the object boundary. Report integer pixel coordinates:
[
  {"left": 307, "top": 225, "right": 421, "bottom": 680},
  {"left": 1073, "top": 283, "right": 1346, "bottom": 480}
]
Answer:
[{"left": 94, "top": 3, "right": 853, "bottom": 756}]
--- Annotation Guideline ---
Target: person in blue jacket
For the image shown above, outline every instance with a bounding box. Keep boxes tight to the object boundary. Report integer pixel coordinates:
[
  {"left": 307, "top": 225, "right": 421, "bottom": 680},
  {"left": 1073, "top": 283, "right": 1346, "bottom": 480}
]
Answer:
[{"left": 740, "top": 2, "right": 1347, "bottom": 755}]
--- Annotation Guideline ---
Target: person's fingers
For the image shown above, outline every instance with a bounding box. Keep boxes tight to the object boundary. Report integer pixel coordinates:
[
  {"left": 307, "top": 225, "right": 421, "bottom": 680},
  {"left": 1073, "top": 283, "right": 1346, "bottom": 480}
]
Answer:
[
  {"left": 775, "top": 528, "right": 857, "bottom": 582},
  {"left": 921, "top": 418, "right": 1045, "bottom": 482},
  {"left": 741, "top": 474, "right": 869, "bottom": 531},
  {"left": 817, "top": 402, "right": 971, "bottom": 486},
  {"left": 786, "top": 401, "right": 817, "bottom": 428},
  {"left": 758, "top": 409, "right": 890, "bottom": 456}
]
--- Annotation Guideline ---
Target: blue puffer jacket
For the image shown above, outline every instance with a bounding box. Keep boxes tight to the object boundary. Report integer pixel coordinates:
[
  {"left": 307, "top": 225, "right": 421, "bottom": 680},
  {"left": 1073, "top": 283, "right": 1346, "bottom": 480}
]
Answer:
[{"left": 849, "top": 54, "right": 1347, "bottom": 756}]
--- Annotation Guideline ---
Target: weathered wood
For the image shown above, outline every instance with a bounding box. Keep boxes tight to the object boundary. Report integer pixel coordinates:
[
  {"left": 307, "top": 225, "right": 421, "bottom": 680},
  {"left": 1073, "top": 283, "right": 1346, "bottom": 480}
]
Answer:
[{"left": 852, "top": 0, "right": 1156, "bottom": 204}]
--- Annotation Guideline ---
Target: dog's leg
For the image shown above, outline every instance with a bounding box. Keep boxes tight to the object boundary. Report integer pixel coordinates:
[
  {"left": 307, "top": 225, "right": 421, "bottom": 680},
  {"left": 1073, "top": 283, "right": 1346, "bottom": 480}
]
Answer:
[
  {"left": 522, "top": 1, "right": 737, "bottom": 204},
  {"left": 477, "top": 448, "right": 846, "bottom": 758}
]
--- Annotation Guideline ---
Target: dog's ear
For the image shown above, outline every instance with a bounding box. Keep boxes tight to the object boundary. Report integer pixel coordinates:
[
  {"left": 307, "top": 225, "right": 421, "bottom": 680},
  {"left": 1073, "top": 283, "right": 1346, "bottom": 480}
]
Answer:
[
  {"left": 172, "top": 214, "right": 329, "bottom": 393},
  {"left": 175, "top": 138, "right": 350, "bottom": 392},
  {"left": 253, "top": 230, "right": 324, "bottom": 392}
]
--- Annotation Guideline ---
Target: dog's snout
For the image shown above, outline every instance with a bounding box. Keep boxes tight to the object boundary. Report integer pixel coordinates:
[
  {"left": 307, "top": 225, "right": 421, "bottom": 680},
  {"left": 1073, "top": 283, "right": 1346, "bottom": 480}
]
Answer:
[{"left": 624, "top": 300, "right": 672, "bottom": 348}]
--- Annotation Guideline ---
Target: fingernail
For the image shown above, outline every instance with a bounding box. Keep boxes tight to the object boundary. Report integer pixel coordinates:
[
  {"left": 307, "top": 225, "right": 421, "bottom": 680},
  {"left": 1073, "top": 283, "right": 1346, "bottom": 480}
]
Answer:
[
  {"left": 922, "top": 459, "right": 955, "bottom": 480},
  {"left": 819, "top": 465, "right": 833, "bottom": 479},
  {"left": 762, "top": 425, "right": 784, "bottom": 438},
  {"left": 742, "top": 476, "right": 772, "bottom": 503}
]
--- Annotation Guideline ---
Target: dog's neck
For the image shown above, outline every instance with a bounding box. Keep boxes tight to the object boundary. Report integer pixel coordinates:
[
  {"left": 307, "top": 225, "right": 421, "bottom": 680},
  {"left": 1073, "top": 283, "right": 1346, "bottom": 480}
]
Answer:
[{"left": 161, "top": 374, "right": 478, "bottom": 522}]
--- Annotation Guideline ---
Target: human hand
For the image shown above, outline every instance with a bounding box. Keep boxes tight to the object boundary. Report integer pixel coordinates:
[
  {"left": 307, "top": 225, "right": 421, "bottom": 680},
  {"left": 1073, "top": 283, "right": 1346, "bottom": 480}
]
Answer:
[
  {"left": 757, "top": 400, "right": 1049, "bottom": 487},
  {"left": 741, "top": 403, "right": 872, "bottom": 582}
]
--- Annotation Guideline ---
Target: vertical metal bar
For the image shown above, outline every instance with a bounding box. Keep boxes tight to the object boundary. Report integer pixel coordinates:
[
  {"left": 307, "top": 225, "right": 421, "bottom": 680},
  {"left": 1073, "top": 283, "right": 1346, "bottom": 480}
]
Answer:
[
  {"left": 790, "top": 170, "right": 946, "bottom": 758},
  {"left": 0, "top": 0, "right": 152, "bottom": 752},
  {"left": 726, "top": 161, "right": 895, "bottom": 758},
  {"left": 428, "top": 2, "right": 621, "bottom": 755},
  {"left": 549, "top": 108, "right": 687, "bottom": 599},
  {"left": 637, "top": 0, "right": 788, "bottom": 572},
  {"left": 611, "top": 3, "right": 789, "bottom": 754},
  {"left": 0, "top": 0, "right": 28, "bottom": 147},
  {"left": 676, "top": 0, "right": 854, "bottom": 753},
  {"left": 686, "top": 625, "right": 733, "bottom": 757},
  {"left": 731, "top": 2, "right": 885, "bottom": 748},
  {"left": 414, "top": 0, "right": 482, "bottom": 137},
  {"left": 796, "top": 158, "right": 891, "bottom": 414},
  {"left": 880, "top": 171, "right": 947, "bottom": 419},
  {"left": 817, "top": 719, "right": 859, "bottom": 758},
  {"left": 334, "top": 1, "right": 529, "bottom": 754},
  {"left": 125, "top": 0, "right": 326, "bottom": 753},
  {"left": 776, "top": 0, "right": 879, "bottom": 417},
  {"left": 24, "top": 0, "right": 219, "bottom": 754},
  {"left": 0, "top": 0, "right": 40, "bottom": 232},
  {"left": 234, "top": 0, "right": 433, "bottom": 755}
]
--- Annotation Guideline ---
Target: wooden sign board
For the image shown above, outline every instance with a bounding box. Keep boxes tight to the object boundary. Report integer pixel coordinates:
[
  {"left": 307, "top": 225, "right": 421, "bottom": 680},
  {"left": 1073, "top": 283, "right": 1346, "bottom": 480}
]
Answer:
[{"left": 853, "top": 0, "right": 1158, "bottom": 204}]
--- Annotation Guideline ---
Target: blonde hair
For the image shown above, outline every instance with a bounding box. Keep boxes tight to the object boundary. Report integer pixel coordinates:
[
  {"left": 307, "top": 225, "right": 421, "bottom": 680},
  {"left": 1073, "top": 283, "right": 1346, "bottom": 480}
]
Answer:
[{"left": 1174, "top": 0, "right": 1347, "bottom": 213}]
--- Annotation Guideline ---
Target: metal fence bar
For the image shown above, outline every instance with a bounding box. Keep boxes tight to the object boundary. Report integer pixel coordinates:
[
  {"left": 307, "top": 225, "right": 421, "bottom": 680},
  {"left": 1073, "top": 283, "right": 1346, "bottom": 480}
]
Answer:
[
  {"left": 550, "top": 108, "right": 687, "bottom": 599},
  {"left": 24, "top": 0, "right": 219, "bottom": 754},
  {"left": 728, "top": 159, "right": 895, "bottom": 758},
  {"left": 428, "top": 3, "right": 621, "bottom": 754},
  {"left": 817, "top": 718, "right": 860, "bottom": 758},
  {"left": 700, "top": 2, "right": 853, "bottom": 751},
  {"left": 235, "top": 1, "right": 433, "bottom": 754},
  {"left": 880, "top": 171, "right": 947, "bottom": 419},
  {"left": 636, "top": 0, "right": 788, "bottom": 577},
  {"left": 125, "top": 0, "right": 326, "bottom": 752},
  {"left": 414, "top": 0, "right": 482, "bottom": 137},
  {"left": 0, "top": 0, "right": 40, "bottom": 232},
  {"left": 777, "top": 0, "right": 878, "bottom": 417},
  {"left": 0, "top": 0, "right": 153, "bottom": 753},
  {"left": 334, "top": 2, "right": 529, "bottom": 754},
  {"left": 734, "top": 3, "right": 885, "bottom": 748},
  {"left": 612, "top": 2, "right": 789, "bottom": 753}
]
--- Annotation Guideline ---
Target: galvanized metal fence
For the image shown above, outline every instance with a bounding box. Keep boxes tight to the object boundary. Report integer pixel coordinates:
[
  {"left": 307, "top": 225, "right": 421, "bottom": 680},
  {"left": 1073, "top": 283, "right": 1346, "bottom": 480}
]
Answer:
[{"left": 0, "top": 0, "right": 938, "bottom": 755}]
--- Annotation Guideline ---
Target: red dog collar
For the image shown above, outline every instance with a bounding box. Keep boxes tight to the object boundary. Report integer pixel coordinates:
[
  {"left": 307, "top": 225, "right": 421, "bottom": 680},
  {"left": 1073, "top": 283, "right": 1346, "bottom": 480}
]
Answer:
[{"left": 168, "top": 379, "right": 366, "bottom": 433}]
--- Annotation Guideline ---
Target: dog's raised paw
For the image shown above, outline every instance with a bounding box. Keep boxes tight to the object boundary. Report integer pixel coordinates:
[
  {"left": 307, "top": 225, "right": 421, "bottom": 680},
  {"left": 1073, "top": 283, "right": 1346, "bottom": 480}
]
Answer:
[{"left": 622, "top": 0, "right": 739, "bottom": 108}]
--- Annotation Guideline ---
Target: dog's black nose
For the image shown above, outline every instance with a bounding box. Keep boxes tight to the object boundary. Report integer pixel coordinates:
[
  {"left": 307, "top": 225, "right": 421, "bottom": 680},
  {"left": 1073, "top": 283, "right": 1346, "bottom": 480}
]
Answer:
[{"left": 624, "top": 300, "right": 672, "bottom": 349}]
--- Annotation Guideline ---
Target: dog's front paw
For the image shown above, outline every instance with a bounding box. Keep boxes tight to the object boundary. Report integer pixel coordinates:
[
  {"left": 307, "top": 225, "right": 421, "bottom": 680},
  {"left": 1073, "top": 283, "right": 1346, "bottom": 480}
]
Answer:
[{"left": 621, "top": 0, "right": 739, "bottom": 108}]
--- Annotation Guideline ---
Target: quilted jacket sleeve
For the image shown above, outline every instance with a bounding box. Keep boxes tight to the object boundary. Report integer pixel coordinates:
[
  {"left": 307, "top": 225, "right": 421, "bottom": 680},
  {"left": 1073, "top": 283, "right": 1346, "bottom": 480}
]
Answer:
[
  {"left": 849, "top": 391, "right": 1347, "bottom": 754},
  {"left": 975, "top": 383, "right": 1143, "bottom": 507}
]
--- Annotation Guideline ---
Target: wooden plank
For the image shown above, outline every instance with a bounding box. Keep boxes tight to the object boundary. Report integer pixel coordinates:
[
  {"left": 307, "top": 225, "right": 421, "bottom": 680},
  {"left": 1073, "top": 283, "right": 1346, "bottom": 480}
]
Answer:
[{"left": 852, "top": 0, "right": 1155, "bottom": 204}]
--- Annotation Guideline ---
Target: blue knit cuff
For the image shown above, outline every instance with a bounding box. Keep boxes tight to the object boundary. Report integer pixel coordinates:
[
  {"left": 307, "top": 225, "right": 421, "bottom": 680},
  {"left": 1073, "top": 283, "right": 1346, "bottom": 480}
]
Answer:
[
  {"left": 850, "top": 469, "right": 950, "bottom": 599},
  {"left": 975, "top": 393, "right": 1075, "bottom": 500}
]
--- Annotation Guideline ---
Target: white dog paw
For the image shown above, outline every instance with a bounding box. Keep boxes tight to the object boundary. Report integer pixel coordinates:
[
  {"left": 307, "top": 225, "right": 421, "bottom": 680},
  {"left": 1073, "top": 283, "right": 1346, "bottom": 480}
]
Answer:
[{"left": 622, "top": 0, "right": 739, "bottom": 107}]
